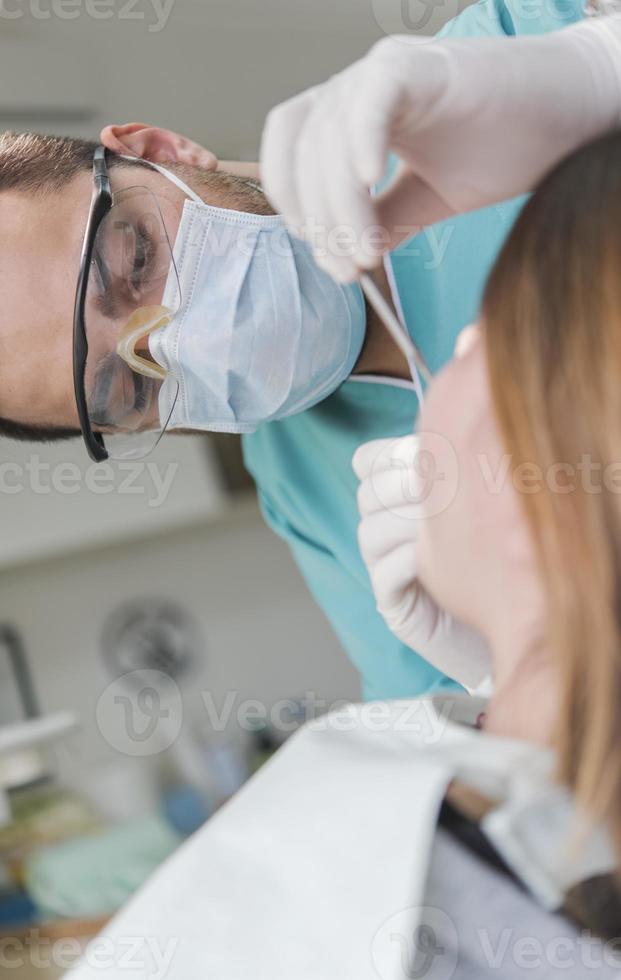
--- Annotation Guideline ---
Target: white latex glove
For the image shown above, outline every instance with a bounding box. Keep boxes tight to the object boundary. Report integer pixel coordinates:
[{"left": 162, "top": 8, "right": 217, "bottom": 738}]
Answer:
[
  {"left": 261, "top": 17, "right": 621, "bottom": 281},
  {"left": 353, "top": 435, "right": 492, "bottom": 690}
]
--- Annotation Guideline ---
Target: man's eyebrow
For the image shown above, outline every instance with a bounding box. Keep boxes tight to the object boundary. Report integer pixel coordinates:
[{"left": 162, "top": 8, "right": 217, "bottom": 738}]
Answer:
[
  {"left": 89, "top": 352, "right": 117, "bottom": 425},
  {"left": 89, "top": 352, "right": 148, "bottom": 429},
  {"left": 92, "top": 249, "right": 120, "bottom": 320},
  {"left": 94, "top": 290, "right": 119, "bottom": 321}
]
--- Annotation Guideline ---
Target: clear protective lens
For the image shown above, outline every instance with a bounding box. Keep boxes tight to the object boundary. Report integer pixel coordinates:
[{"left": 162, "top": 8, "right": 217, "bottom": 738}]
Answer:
[{"left": 83, "top": 186, "right": 182, "bottom": 460}]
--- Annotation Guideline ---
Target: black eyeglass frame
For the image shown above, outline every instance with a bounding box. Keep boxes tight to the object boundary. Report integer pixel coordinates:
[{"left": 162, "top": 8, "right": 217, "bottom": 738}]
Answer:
[{"left": 73, "top": 144, "right": 113, "bottom": 462}]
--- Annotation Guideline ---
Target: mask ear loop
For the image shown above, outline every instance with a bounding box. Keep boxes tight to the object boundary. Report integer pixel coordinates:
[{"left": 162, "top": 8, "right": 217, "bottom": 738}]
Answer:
[
  {"left": 366, "top": 175, "right": 430, "bottom": 412},
  {"left": 358, "top": 272, "right": 429, "bottom": 412},
  {"left": 118, "top": 153, "right": 204, "bottom": 205},
  {"left": 407, "top": 357, "right": 425, "bottom": 410},
  {"left": 116, "top": 306, "right": 172, "bottom": 380}
]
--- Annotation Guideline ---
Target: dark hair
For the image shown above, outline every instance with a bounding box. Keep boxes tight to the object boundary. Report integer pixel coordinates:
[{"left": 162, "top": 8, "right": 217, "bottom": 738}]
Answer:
[
  {"left": 0, "top": 417, "right": 80, "bottom": 442},
  {"left": 0, "top": 130, "right": 139, "bottom": 193}
]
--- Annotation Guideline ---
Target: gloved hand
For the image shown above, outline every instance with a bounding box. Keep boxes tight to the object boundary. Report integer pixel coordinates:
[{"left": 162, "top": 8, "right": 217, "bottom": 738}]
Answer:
[
  {"left": 261, "top": 17, "right": 621, "bottom": 281},
  {"left": 353, "top": 435, "right": 492, "bottom": 690}
]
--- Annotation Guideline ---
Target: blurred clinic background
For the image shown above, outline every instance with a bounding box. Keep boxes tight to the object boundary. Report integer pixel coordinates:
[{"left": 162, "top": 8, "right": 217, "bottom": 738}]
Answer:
[{"left": 0, "top": 1, "right": 466, "bottom": 975}]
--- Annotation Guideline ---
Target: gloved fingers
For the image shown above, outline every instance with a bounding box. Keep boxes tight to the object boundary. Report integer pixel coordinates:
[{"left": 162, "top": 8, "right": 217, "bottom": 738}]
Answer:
[
  {"left": 366, "top": 539, "right": 420, "bottom": 617},
  {"left": 348, "top": 34, "right": 445, "bottom": 187},
  {"left": 343, "top": 48, "right": 409, "bottom": 188},
  {"left": 357, "top": 458, "right": 430, "bottom": 521},
  {"left": 261, "top": 34, "right": 460, "bottom": 278},
  {"left": 293, "top": 75, "right": 380, "bottom": 282},
  {"left": 293, "top": 106, "right": 337, "bottom": 265},
  {"left": 345, "top": 73, "right": 393, "bottom": 191},
  {"left": 427, "top": 615, "right": 493, "bottom": 689},
  {"left": 358, "top": 505, "right": 423, "bottom": 566},
  {"left": 374, "top": 170, "right": 457, "bottom": 249},
  {"left": 371, "top": 548, "right": 492, "bottom": 687},
  {"left": 352, "top": 435, "right": 419, "bottom": 482},
  {"left": 319, "top": 58, "right": 427, "bottom": 278},
  {"left": 260, "top": 86, "right": 320, "bottom": 232},
  {"left": 355, "top": 435, "right": 429, "bottom": 522},
  {"left": 316, "top": 140, "right": 381, "bottom": 282}
]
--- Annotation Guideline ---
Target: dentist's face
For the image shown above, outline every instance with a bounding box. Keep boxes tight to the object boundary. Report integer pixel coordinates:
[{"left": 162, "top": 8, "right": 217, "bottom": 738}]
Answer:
[
  {"left": 0, "top": 161, "right": 268, "bottom": 434},
  {"left": 416, "top": 327, "right": 536, "bottom": 635},
  {"left": 0, "top": 165, "right": 187, "bottom": 432}
]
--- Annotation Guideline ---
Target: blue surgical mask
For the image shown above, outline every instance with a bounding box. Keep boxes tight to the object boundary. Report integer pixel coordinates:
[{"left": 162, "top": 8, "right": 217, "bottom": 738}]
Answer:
[{"left": 146, "top": 167, "right": 367, "bottom": 434}]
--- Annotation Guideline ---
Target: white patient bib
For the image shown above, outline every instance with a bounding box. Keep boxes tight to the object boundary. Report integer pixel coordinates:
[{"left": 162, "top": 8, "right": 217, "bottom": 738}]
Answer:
[{"left": 69, "top": 695, "right": 614, "bottom": 980}]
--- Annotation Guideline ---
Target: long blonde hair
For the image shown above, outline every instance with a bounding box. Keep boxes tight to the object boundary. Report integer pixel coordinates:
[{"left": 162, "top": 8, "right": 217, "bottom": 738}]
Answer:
[{"left": 483, "top": 131, "right": 621, "bottom": 853}]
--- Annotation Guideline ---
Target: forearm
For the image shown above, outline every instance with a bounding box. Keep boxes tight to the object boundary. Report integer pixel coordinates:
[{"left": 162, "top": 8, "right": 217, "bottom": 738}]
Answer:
[
  {"left": 416, "top": 16, "right": 621, "bottom": 212},
  {"left": 259, "top": 13, "right": 621, "bottom": 279}
]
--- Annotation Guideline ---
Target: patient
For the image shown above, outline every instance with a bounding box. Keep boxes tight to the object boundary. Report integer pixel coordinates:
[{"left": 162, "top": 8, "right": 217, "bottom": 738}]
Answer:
[
  {"left": 64, "top": 129, "right": 621, "bottom": 980},
  {"left": 418, "top": 123, "right": 621, "bottom": 813}
]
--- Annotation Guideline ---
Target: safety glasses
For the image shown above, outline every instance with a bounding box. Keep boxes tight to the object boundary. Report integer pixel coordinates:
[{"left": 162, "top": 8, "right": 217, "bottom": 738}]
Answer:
[{"left": 73, "top": 146, "right": 181, "bottom": 462}]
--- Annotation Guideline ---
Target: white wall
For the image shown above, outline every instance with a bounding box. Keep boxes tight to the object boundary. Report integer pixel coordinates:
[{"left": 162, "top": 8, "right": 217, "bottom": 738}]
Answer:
[
  {"left": 0, "top": 494, "right": 359, "bottom": 810},
  {"left": 0, "top": 435, "right": 226, "bottom": 569},
  {"left": 0, "top": 0, "right": 468, "bottom": 155}
]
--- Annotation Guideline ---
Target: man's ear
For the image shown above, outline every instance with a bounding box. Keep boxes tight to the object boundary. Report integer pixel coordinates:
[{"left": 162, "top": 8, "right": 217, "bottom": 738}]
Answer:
[{"left": 100, "top": 123, "right": 219, "bottom": 170}]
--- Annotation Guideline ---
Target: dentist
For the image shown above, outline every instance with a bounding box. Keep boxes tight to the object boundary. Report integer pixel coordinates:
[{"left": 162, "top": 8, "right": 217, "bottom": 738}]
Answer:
[{"left": 111, "top": 0, "right": 609, "bottom": 704}]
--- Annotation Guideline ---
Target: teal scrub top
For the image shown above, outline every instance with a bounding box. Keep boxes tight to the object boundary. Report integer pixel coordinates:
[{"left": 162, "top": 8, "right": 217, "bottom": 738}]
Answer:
[{"left": 243, "top": 0, "right": 586, "bottom": 702}]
